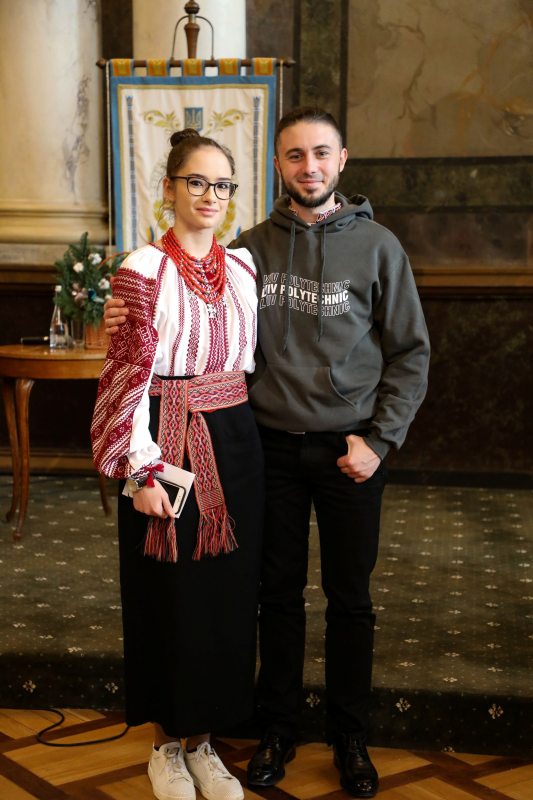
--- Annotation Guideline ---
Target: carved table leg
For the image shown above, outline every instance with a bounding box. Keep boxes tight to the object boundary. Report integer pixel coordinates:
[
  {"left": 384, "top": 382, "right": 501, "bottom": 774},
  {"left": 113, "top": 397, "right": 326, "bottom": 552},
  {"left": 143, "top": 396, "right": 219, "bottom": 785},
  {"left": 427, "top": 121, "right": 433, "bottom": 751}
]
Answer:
[
  {"left": 1, "top": 377, "right": 21, "bottom": 523},
  {"left": 14, "top": 378, "right": 34, "bottom": 542},
  {"left": 99, "top": 472, "right": 112, "bottom": 517}
]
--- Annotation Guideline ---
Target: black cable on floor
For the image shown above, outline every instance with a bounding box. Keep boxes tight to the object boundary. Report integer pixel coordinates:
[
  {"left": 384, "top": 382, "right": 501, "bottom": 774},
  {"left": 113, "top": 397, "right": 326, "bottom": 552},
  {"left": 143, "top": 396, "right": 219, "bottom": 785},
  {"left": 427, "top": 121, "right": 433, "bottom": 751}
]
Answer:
[{"left": 36, "top": 708, "right": 130, "bottom": 747}]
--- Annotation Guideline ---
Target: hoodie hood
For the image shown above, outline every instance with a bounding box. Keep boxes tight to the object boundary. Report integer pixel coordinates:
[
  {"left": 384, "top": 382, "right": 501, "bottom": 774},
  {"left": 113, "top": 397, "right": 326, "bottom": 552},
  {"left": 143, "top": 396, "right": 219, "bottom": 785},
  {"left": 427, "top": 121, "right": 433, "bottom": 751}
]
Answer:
[
  {"left": 268, "top": 193, "right": 374, "bottom": 353},
  {"left": 269, "top": 192, "right": 373, "bottom": 233}
]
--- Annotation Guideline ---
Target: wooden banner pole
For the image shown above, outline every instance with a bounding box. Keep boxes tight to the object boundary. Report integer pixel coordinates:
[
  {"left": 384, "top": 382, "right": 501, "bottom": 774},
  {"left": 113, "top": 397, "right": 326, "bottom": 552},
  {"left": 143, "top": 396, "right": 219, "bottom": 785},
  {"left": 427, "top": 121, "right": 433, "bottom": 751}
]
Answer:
[
  {"left": 184, "top": 0, "right": 200, "bottom": 59},
  {"left": 96, "top": 58, "right": 294, "bottom": 69}
]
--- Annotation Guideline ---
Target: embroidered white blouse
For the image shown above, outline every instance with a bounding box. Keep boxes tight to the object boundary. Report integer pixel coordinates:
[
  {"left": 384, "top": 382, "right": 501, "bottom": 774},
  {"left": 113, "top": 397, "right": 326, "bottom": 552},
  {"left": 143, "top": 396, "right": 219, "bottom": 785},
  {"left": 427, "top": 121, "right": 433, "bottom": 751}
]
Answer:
[{"left": 91, "top": 243, "right": 258, "bottom": 479}]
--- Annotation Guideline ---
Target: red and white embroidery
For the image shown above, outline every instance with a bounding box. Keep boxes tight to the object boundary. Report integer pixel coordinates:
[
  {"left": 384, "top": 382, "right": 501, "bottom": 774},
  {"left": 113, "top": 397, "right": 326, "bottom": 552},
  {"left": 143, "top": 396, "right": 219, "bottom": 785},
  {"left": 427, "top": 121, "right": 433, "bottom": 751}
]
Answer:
[
  {"left": 92, "top": 245, "right": 257, "bottom": 480},
  {"left": 91, "top": 258, "right": 167, "bottom": 478},
  {"left": 185, "top": 293, "right": 201, "bottom": 375},
  {"left": 205, "top": 300, "right": 229, "bottom": 374},
  {"left": 91, "top": 271, "right": 160, "bottom": 478},
  {"left": 226, "top": 277, "right": 247, "bottom": 371},
  {"left": 227, "top": 253, "right": 256, "bottom": 353},
  {"left": 170, "top": 273, "right": 185, "bottom": 375},
  {"left": 227, "top": 252, "right": 256, "bottom": 282},
  {"left": 112, "top": 268, "right": 156, "bottom": 322}
]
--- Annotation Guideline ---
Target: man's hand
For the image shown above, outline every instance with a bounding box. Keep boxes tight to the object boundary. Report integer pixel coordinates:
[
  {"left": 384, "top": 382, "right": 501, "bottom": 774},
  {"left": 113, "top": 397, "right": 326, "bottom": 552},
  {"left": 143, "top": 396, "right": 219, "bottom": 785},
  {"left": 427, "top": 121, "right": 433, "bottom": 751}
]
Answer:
[
  {"left": 104, "top": 297, "right": 129, "bottom": 335},
  {"left": 337, "top": 435, "right": 381, "bottom": 483},
  {"left": 103, "top": 276, "right": 129, "bottom": 336},
  {"left": 132, "top": 480, "right": 175, "bottom": 519}
]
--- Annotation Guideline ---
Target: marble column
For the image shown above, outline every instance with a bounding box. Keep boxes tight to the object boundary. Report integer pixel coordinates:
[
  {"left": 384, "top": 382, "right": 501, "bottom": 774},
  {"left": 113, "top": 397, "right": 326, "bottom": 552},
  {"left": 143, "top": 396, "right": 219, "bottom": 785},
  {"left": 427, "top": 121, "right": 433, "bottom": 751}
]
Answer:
[
  {"left": 0, "top": 0, "right": 106, "bottom": 244},
  {"left": 133, "top": 0, "right": 246, "bottom": 62}
]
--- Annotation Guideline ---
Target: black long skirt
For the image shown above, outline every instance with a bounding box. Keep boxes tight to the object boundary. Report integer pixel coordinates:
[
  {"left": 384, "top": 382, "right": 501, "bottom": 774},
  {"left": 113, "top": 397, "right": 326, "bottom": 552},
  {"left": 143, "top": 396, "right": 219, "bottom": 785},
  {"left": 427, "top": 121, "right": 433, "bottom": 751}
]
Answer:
[{"left": 117, "top": 392, "right": 264, "bottom": 738}]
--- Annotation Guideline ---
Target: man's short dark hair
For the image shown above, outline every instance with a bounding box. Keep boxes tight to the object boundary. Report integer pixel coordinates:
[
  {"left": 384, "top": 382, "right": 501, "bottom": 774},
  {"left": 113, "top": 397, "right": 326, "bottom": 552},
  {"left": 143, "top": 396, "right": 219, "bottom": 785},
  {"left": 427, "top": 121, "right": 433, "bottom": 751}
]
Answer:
[{"left": 274, "top": 106, "right": 343, "bottom": 154}]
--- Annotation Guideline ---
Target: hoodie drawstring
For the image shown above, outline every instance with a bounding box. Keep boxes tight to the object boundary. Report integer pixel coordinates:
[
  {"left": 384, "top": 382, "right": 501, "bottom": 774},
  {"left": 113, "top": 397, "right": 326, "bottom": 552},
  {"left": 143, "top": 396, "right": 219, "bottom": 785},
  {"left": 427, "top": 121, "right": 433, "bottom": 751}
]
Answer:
[
  {"left": 281, "top": 222, "right": 296, "bottom": 357},
  {"left": 318, "top": 224, "right": 326, "bottom": 342}
]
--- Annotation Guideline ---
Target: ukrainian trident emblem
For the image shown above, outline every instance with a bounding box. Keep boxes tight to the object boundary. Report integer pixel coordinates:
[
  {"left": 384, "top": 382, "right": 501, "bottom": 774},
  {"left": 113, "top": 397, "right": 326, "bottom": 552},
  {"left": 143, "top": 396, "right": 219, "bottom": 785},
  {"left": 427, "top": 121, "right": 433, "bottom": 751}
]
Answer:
[{"left": 184, "top": 108, "right": 203, "bottom": 132}]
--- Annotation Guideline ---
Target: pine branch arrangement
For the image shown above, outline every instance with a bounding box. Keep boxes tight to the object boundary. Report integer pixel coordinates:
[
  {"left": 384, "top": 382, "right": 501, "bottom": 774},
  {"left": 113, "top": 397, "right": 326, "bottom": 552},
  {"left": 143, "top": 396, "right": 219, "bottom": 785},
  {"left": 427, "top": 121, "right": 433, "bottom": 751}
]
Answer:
[{"left": 53, "top": 233, "right": 128, "bottom": 328}]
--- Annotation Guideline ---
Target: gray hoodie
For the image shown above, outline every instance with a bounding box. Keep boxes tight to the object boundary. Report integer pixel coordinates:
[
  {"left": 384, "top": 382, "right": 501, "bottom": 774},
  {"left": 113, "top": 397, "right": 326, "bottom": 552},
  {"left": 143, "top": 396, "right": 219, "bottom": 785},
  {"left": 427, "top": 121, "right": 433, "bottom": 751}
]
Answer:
[{"left": 230, "top": 193, "right": 430, "bottom": 459}]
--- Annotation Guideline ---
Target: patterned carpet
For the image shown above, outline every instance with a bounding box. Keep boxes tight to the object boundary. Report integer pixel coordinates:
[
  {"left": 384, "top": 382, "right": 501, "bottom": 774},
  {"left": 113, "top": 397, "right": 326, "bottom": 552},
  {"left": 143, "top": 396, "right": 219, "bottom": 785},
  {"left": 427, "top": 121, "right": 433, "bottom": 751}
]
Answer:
[{"left": 1, "top": 475, "right": 532, "bottom": 756}]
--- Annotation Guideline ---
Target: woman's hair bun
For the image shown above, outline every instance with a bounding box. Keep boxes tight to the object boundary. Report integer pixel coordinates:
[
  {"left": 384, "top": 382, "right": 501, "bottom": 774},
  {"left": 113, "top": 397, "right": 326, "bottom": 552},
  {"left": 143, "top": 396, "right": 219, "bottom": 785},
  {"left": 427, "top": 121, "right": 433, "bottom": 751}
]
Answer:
[{"left": 170, "top": 128, "right": 201, "bottom": 147}]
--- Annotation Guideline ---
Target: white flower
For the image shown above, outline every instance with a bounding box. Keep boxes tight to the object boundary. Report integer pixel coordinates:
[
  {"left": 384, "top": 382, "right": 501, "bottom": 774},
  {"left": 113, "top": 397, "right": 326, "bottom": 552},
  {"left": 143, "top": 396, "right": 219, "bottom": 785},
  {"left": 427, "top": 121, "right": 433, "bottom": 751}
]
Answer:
[
  {"left": 89, "top": 253, "right": 102, "bottom": 265},
  {"left": 396, "top": 698, "right": 411, "bottom": 712},
  {"left": 73, "top": 262, "right": 84, "bottom": 273},
  {"left": 98, "top": 278, "right": 110, "bottom": 290}
]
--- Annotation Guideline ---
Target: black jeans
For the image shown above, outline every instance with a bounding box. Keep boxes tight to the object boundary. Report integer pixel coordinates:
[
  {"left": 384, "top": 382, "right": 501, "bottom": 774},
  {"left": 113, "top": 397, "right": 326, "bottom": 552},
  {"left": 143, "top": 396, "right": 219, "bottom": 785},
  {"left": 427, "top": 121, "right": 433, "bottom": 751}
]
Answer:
[{"left": 256, "top": 426, "right": 387, "bottom": 741}]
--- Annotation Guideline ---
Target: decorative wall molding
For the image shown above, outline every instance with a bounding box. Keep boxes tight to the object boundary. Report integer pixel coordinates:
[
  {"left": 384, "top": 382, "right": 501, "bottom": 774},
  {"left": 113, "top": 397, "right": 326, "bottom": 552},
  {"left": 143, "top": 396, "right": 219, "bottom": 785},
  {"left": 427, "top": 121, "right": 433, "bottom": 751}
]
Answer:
[
  {"left": 413, "top": 265, "right": 533, "bottom": 295},
  {"left": 1, "top": 253, "right": 533, "bottom": 295},
  {"left": 0, "top": 201, "right": 108, "bottom": 245},
  {"left": 0, "top": 242, "right": 114, "bottom": 291}
]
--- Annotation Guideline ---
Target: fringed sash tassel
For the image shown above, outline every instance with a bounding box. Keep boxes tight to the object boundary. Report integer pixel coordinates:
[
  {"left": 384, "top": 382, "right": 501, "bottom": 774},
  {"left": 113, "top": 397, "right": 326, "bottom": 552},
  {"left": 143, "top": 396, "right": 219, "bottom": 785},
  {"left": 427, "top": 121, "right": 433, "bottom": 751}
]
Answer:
[{"left": 142, "top": 371, "right": 248, "bottom": 562}]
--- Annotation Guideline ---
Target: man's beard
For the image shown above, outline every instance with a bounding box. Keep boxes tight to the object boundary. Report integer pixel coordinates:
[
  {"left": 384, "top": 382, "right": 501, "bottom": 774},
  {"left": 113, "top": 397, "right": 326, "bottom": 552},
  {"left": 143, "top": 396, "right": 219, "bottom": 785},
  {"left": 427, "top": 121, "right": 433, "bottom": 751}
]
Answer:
[{"left": 283, "top": 171, "right": 340, "bottom": 209}]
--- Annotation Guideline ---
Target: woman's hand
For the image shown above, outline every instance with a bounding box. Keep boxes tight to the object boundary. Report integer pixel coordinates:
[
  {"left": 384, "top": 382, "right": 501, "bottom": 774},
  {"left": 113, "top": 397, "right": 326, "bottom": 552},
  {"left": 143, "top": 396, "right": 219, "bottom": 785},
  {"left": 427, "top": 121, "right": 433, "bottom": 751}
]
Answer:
[{"left": 132, "top": 480, "right": 176, "bottom": 519}]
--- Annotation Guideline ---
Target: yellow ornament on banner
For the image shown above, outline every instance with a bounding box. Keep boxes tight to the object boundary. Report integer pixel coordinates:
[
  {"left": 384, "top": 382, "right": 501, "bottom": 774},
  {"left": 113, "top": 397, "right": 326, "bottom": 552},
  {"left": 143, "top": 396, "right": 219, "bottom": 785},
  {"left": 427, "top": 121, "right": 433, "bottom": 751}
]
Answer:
[
  {"left": 112, "top": 59, "right": 133, "bottom": 77},
  {"left": 147, "top": 59, "right": 168, "bottom": 77},
  {"left": 218, "top": 59, "right": 240, "bottom": 76},
  {"left": 204, "top": 109, "right": 248, "bottom": 136},
  {"left": 253, "top": 58, "right": 275, "bottom": 76},
  {"left": 153, "top": 200, "right": 170, "bottom": 233},
  {"left": 143, "top": 110, "right": 181, "bottom": 135},
  {"left": 182, "top": 59, "right": 203, "bottom": 76}
]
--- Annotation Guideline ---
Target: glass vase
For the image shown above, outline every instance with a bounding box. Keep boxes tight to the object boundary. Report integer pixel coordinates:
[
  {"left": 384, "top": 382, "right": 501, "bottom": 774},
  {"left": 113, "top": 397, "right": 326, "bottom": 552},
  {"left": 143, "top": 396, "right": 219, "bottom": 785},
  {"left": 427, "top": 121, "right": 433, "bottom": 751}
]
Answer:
[{"left": 69, "top": 319, "right": 85, "bottom": 347}]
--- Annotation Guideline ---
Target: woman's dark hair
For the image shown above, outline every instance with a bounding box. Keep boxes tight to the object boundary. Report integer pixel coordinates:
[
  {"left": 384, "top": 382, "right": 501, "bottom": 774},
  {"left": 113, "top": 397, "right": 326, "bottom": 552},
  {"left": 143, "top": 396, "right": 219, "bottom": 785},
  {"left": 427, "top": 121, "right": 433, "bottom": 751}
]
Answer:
[
  {"left": 166, "top": 128, "right": 236, "bottom": 177},
  {"left": 274, "top": 106, "right": 343, "bottom": 154}
]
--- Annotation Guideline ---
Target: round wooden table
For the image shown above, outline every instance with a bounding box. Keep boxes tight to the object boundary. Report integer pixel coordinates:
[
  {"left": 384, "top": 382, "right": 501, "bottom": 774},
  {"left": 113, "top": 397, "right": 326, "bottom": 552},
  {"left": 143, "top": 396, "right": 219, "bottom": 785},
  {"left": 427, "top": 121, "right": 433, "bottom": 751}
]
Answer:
[{"left": 0, "top": 344, "right": 109, "bottom": 541}]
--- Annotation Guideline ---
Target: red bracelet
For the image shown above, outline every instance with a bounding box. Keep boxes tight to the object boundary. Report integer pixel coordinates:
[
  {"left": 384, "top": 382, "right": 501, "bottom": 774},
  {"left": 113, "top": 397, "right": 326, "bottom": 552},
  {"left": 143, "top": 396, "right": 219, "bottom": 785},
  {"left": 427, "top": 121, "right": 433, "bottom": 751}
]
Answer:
[{"left": 145, "top": 462, "right": 164, "bottom": 487}]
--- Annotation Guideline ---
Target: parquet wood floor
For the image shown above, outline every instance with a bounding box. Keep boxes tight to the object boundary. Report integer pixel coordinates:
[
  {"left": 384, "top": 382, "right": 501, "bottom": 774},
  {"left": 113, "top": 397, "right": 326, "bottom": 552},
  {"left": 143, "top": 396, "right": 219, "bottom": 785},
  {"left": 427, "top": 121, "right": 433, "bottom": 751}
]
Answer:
[{"left": 0, "top": 709, "right": 530, "bottom": 800}]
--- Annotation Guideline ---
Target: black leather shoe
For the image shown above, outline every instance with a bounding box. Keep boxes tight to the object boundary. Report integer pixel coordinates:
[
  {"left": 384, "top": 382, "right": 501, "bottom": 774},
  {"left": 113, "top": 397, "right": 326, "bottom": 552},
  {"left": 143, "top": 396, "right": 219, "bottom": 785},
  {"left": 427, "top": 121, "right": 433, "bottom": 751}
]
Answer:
[
  {"left": 247, "top": 732, "right": 297, "bottom": 786},
  {"left": 333, "top": 734, "right": 379, "bottom": 798}
]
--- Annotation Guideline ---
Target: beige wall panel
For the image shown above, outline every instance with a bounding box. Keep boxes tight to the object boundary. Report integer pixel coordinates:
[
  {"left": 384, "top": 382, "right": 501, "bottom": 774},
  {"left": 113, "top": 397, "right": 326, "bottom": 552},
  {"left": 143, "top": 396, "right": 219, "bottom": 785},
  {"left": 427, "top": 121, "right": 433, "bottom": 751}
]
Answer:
[
  {"left": 347, "top": 0, "right": 533, "bottom": 157},
  {"left": 0, "top": 1, "right": 106, "bottom": 243},
  {"left": 133, "top": 0, "right": 246, "bottom": 61}
]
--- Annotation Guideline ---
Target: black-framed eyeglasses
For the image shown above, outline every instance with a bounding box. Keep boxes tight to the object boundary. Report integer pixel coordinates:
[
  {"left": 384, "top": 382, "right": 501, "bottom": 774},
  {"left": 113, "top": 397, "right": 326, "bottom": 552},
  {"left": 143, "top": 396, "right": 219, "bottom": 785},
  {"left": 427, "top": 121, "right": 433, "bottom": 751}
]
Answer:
[{"left": 170, "top": 176, "right": 238, "bottom": 200}]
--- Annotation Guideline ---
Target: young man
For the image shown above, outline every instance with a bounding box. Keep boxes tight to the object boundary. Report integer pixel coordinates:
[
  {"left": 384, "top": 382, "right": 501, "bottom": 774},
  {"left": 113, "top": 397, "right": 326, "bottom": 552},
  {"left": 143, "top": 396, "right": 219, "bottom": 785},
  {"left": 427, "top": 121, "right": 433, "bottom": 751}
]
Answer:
[{"left": 103, "top": 107, "right": 430, "bottom": 799}]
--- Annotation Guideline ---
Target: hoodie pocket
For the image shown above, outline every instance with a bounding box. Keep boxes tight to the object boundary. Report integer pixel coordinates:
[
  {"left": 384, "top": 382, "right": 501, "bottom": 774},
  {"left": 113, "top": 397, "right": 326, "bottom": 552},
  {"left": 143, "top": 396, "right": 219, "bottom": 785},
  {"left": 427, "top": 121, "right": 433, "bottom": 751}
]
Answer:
[
  {"left": 326, "top": 368, "right": 358, "bottom": 412},
  {"left": 247, "top": 363, "right": 360, "bottom": 431}
]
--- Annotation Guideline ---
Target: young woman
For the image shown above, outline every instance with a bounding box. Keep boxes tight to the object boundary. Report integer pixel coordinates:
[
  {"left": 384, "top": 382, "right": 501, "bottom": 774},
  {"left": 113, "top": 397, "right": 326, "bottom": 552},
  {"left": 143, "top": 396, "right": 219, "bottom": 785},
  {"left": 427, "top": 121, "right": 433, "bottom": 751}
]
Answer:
[{"left": 91, "top": 129, "right": 263, "bottom": 800}]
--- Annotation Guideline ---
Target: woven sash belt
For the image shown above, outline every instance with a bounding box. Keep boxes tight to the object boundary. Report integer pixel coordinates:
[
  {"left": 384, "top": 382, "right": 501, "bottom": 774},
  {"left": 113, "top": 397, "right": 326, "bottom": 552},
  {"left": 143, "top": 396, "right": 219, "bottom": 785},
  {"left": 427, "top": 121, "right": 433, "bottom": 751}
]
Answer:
[{"left": 143, "top": 371, "right": 248, "bottom": 562}]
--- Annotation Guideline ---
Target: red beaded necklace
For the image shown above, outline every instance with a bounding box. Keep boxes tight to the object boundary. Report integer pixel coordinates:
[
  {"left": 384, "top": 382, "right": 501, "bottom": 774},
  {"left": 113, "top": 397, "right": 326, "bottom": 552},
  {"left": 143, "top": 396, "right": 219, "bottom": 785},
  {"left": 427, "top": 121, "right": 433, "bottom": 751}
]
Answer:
[{"left": 162, "top": 228, "right": 226, "bottom": 305}]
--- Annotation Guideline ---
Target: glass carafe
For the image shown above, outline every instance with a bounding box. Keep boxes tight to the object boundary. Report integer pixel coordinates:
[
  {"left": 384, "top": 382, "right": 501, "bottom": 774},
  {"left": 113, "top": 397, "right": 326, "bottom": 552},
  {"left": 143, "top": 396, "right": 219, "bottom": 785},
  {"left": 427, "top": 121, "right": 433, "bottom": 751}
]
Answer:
[{"left": 49, "top": 286, "right": 69, "bottom": 348}]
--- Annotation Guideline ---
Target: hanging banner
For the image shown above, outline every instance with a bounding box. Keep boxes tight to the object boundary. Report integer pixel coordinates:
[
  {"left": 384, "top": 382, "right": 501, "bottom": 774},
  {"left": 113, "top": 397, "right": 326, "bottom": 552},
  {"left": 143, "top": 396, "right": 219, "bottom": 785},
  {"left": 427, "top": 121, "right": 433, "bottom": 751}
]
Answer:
[{"left": 111, "top": 71, "right": 276, "bottom": 251}]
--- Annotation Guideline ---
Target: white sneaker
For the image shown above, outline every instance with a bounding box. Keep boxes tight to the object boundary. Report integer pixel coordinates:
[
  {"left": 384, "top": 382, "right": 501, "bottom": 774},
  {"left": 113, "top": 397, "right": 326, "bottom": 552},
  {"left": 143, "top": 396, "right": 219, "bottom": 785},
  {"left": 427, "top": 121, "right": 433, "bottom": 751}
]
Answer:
[
  {"left": 185, "top": 741, "right": 244, "bottom": 800},
  {"left": 148, "top": 742, "right": 196, "bottom": 800}
]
